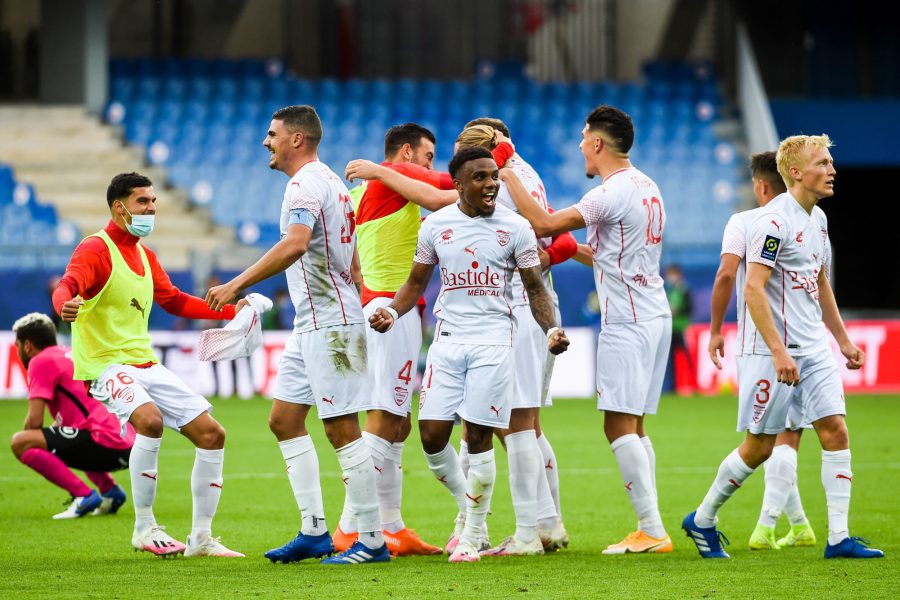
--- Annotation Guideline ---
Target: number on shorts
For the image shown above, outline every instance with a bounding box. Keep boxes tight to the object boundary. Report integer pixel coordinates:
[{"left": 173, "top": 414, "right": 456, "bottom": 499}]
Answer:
[
  {"left": 397, "top": 360, "right": 413, "bottom": 385},
  {"left": 425, "top": 365, "right": 433, "bottom": 389},
  {"left": 755, "top": 379, "right": 771, "bottom": 404},
  {"left": 105, "top": 372, "right": 135, "bottom": 401}
]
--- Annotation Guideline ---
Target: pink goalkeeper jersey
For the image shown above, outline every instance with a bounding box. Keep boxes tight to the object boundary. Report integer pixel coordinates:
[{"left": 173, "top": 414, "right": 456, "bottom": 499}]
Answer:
[
  {"left": 27, "top": 346, "right": 134, "bottom": 449},
  {"left": 574, "top": 167, "right": 671, "bottom": 324}
]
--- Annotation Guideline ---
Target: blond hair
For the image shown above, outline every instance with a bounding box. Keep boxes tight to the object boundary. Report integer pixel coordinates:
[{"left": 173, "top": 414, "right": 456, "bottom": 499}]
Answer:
[
  {"left": 455, "top": 125, "right": 497, "bottom": 151},
  {"left": 776, "top": 134, "right": 833, "bottom": 187}
]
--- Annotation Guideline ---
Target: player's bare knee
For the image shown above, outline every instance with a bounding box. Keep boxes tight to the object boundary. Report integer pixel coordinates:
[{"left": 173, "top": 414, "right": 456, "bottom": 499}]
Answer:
[
  {"left": 10, "top": 431, "right": 29, "bottom": 458},
  {"left": 418, "top": 424, "right": 448, "bottom": 455},
  {"left": 465, "top": 424, "right": 493, "bottom": 454},
  {"left": 199, "top": 424, "right": 226, "bottom": 450},
  {"left": 134, "top": 414, "right": 163, "bottom": 438}
]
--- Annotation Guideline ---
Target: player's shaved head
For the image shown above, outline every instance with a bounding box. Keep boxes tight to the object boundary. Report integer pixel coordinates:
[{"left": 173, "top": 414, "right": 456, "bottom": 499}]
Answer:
[
  {"left": 465, "top": 117, "right": 510, "bottom": 138},
  {"left": 448, "top": 146, "right": 493, "bottom": 179},
  {"left": 12, "top": 312, "right": 57, "bottom": 350},
  {"left": 107, "top": 172, "right": 152, "bottom": 207},
  {"left": 585, "top": 105, "right": 634, "bottom": 157},
  {"left": 383, "top": 123, "right": 436, "bottom": 159},
  {"left": 272, "top": 105, "right": 322, "bottom": 146},
  {"left": 749, "top": 151, "right": 786, "bottom": 194}
]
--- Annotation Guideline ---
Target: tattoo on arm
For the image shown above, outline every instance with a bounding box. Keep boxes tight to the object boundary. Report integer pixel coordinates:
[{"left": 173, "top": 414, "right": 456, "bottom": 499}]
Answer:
[{"left": 520, "top": 265, "right": 558, "bottom": 332}]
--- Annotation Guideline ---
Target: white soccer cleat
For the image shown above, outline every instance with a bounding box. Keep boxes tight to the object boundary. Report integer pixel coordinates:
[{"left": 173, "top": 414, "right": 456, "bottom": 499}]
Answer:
[
  {"left": 53, "top": 491, "right": 102, "bottom": 520},
  {"left": 131, "top": 525, "right": 186, "bottom": 557},
  {"left": 445, "top": 512, "right": 467, "bottom": 555},
  {"left": 481, "top": 535, "right": 544, "bottom": 557},
  {"left": 184, "top": 534, "right": 245, "bottom": 558},
  {"left": 538, "top": 519, "right": 570, "bottom": 551},
  {"left": 448, "top": 539, "right": 481, "bottom": 563}
]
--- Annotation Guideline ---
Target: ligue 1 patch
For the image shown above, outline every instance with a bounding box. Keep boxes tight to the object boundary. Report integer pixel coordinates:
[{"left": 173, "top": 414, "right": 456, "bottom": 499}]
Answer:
[{"left": 760, "top": 235, "right": 781, "bottom": 261}]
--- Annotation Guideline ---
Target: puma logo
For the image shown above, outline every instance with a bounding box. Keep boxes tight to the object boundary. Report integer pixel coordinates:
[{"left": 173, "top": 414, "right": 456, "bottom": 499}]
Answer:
[
  {"left": 624, "top": 481, "right": 633, "bottom": 491},
  {"left": 464, "top": 246, "right": 477, "bottom": 256},
  {"left": 437, "top": 475, "right": 448, "bottom": 483},
  {"left": 131, "top": 298, "right": 146, "bottom": 318},
  {"left": 489, "top": 405, "right": 502, "bottom": 417},
  {"left": 771, "top": 220, "right": 782, "bottom": 232},
  {"left": 141, "top": 472, "right": 157, "bottom": 481},
  {"left": 209, "top": 482, "right": 223, "bottom": 489},
  {"left": 466, "top": 493, "right": 483, "bottom": 504}
]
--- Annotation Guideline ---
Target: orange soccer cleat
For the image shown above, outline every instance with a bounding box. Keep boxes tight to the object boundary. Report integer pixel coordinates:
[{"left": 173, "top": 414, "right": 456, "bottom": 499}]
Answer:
[
  {"left": 382, "top": 528, "right": 443, "bottom": 556},
  {"left": 332, "top": 525, "right": 358, "bottom": 554},
  {"left": 601, "top": 530, "right": 673, "bottom": 555}
]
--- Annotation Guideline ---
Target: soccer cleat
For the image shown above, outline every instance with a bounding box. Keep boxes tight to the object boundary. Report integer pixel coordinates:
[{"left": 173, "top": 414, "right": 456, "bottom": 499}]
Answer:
[
  {"left": 682, "top": 511, "right": 730, "bottom": 558},
  {"left": 537, "top": 520, "right": 570, "bottom": 551},
  {"left": 131, "top": 525, "right": 186, "bottom": 557},
  {"left": 383, "top": 528, "right": 442, "bottom": 556},
  {"left": 53, "top": 490, "right": 103, "bottom": 520},
  {"left": 776, "top": 521, "right": 817, "bottom": 548},
  {"left": 92, "top": 485, "right": 127, "bottom": 516},
  {"left": 332, "top": 525, "right": 358, "bottom": 554},
  {"left": 264, "top": 531, "right": 334, "bottom": 563},
  {"left": 184, "top": 535, "right": 245, "bottom": 557},
  {"left": 602, "top": 530, "right": 673, "bottom": 555},
  {"left": 448, "top": 539, "right": 480, "bottom": 563},
  {"left": 748, "top": 524, "right": 781, "bottom": 550},
  {"left": 320, "top": 541, "right": 390, "bottom": 565},
  {"left": 445, "top": 512, "right": 467, "bottom": 555},
  {"left": 481, "top": 535, "right": 544, "bottom": 557},
  {"left": 824, "top": 536, "right": 884, "bottom": 559}
]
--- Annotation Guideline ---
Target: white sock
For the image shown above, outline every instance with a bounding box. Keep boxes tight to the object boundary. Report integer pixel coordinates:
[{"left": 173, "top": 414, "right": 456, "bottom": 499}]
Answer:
[
  {"left": 338, "top": 497, "right": 357, "bottom": 534},
  {"left": 611, "top": 434, "right": 665, "bottom": 538},
  {"left": 536, "top": 454, "right": 558, "bottom": 526},
  {"left": 190, "top": 448, "right": 224, "bottom": 541},
  {"left": 640, "top": 436, "right": 657, "bottom": 495},
  {"left": 783, "top": 467, "right": 808, "bottom": 526},
  {"left": 536, "top": 433, "right": 561, "bottom": 516},
  {"left": 338, "top": 432, "right": 390, "bottom": 535},
  {"left": 336, "top": 438, "right": 383, "bottom": 550},
  {"left": 506, "top": 430, "right": 540, "bottom": 543},
  {"left": 362, "top": 432, "right": 402, "bottom": 532},
  {"left": 279, "top": 435, "right": 327, "bottom": 536},
  {"left": 130, "top": 434, "right": 160, "bottom": 532},
  {"left": 425, "top": 443, "right": 467, "bottom": 513},
  {"left": 759, "top": 445, "right": 797, "bottom": 528},
  {"left": 695, "top": 448, "right": 755, "bottom": 528},
  {"left": 380, "top": 442, "right": 405, "bottom": 533},
  {"left": 822, "top": 449, "right": 852, "bottom": 545},
  {"left": 459, "top": 440, "right": 470, "bottom": 478},
  {"left": 461, "top": 449, "right": 496, "bottom": 545}
]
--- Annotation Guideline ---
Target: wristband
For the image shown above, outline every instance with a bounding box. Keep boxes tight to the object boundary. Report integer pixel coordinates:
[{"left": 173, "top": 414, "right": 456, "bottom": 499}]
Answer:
[
  {"left": 547, "top": 326, "right": 560, "bottom": 340},
  {"left": 384, "top": 306, "right": 399, "bottom": 321}
]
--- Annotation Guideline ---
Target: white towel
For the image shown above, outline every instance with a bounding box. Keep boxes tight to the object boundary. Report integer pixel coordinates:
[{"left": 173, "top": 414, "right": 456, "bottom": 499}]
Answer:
[{"left": 198, "top": 293, "right": 273, "bottom": 361}]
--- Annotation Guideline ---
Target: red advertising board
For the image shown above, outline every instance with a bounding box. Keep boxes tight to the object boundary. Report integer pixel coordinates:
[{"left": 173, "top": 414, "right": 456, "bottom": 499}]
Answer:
[{"left": 686, "top": 320, "right": 900, "bottom": 394}]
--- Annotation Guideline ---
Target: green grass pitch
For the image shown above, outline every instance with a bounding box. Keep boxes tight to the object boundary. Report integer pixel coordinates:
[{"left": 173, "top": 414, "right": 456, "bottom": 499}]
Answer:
[{"left": 0, "top": 394, "right": 897, "bottom": 599}]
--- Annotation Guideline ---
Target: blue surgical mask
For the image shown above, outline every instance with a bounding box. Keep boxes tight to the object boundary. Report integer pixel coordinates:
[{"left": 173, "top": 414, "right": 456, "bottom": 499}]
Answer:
[{"left": 121, "top": 204, "right": 155, "bottom": 237}]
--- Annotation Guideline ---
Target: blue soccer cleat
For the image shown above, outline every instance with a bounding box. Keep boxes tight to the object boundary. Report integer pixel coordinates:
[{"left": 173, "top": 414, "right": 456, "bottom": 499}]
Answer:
[
  {"left": 320, "top": 541, "right": 390, "bottom": 565},
  {"left": 682, "top": 511, "right": 730, "bottom": 558},
  {"left": 93, "top": 484, "right": 127, "bottom": 515},
  {"left": 53, "top": 490, "right": 103, "bottom": 520},
  {"left": 264, "top": 531, "right": 335, "bottom": 563},
  {"left": 824, "top": 536, "right": 884, "bottom": 559}
]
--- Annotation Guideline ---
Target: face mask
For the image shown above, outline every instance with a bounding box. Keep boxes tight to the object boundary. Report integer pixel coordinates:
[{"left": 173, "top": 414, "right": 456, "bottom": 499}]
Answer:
[{"left": 121, "top": 204, "right": 155, "bottom": 237}]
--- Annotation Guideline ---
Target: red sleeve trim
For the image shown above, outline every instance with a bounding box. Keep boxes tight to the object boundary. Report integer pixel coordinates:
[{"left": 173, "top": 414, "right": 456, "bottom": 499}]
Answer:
[
  {"left": 545, "top": 231, "right": 578, "bottom": 265},
  {"left": 491, "top": 142, "right": 514, "bottom": 168}
]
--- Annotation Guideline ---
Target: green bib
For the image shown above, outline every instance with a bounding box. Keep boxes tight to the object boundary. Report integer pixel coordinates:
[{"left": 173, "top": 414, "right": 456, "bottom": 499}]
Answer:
[{"left": 71, "top": 230, "right": 157, "bottom": 380}]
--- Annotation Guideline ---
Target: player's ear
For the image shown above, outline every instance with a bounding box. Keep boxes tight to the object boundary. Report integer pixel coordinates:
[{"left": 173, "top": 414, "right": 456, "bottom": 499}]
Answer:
[{"left": 292, "top": 130, "right": 304, "bottom": 148}]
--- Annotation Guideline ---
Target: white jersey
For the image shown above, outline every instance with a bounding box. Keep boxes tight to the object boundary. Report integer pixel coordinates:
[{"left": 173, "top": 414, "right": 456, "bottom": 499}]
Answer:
[
  {"left": 573, "top": 167, "right": 671, "bottom": 324},
  {"left": 742, "top": 192, "right": 832, "bottom": 356},
  {"left": 280, "top": 160, "right": 364, "bottom": 333},
  {"left": 415, "top": 202, "right": 540, "bottom": 345},
  {"left": 495, "top": 154, "right": 555, "bottom": 306},
  {"left": 720, "top": 207, "right": 763, "bottom": 356}
]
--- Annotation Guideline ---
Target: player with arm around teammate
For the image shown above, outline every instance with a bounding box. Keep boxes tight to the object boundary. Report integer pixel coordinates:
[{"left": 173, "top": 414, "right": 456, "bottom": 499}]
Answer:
[
  {"left": 683, "top": 134, "right": 883, "bottom": 559},
  {"left": 709, "top": 151, "right": 818, "bottom": 550},
  {"left": 54, "top": 172, "right": 246, "bottom": 557},
  {"left": 454, "top": 120, "right": 577, "bottom": 555},
  {"left": 10, "top": 313, "right": 132, "bottom": 519},
  {"left": 368, "top": 147, "right": 569, "bottom": 563},
  {"left": 206, "top": 105, "right": 389, "bottom": 565},
  {"left": 501, "top": 105, "right": 674, "bottom": 555}
]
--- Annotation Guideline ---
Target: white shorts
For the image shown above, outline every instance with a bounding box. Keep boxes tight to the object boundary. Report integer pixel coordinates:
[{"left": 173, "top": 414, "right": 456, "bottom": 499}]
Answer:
[
  {"left": 736, "top": 348, "right": 844, "bottom": 434},
  {"left": 418, "top": 342, "right": 514, "bottom": 429},
  {"left": 89, "top": 363, "right": 211, "bottom": 431},
  {"left": 272, "top": 323, "right": 372, "bottom": 419},
  {"left": 511, "top": 304, "right": 557, "bottom": 410},
  {"left": 364, "top": 297, "right": 422, "bottom": 417},
  {"left": 596, "top": 316, "right": 671, "bottom": 416}
]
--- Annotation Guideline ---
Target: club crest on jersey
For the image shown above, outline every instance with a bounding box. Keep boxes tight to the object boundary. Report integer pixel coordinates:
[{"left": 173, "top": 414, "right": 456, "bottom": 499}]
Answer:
[
  {"left": 496, "top": 230, "right": 510, "bottom": 246},
  {"left": 440, "top": 228, "right": 453, "bottom": 242},
  {"left": 795, "top": 230, "right": 804, "bottom": 244},
  {"left": 761, "top": 235, "right": 781, "bottom": 261}
]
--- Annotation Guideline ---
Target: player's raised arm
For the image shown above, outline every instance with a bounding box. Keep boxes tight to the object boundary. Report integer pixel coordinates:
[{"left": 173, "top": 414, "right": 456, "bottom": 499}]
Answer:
[
  {"left": 499, "top": 169, "right": 584, "bottom": 237},
  {"left": 369, "top": 261, "right": 435, "bottom": 333},
  {"left": 345, "top": 159, "right": 457, "bottom": 212},
  {"left": 206, "top": 223, "right": 312, "bottom": 311}
]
